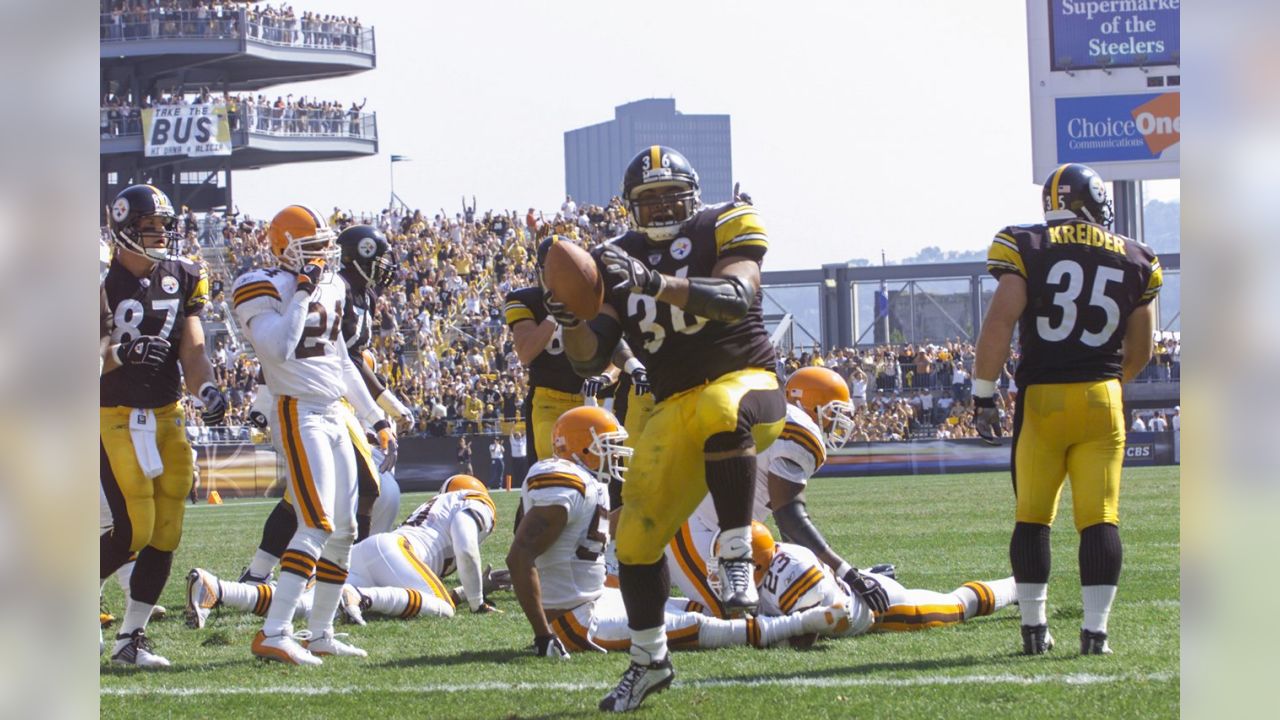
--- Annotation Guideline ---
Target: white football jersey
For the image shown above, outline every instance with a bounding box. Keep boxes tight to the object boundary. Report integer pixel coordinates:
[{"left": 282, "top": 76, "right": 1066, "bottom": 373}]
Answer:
[
  {"left": 232, "top": 267, "right": 349, "bottom": 404},
  {"left": 395, "top": 490, "right": 497, "bottom": 578},
  {"left": 521, "top": 458, "right": 610, "bottom": 610},
  {"left": 689, "top": 404, "right": 826, "bottom": 533},
  {"left": 758, "top": 542, "right": 848, "bottom": 617}
]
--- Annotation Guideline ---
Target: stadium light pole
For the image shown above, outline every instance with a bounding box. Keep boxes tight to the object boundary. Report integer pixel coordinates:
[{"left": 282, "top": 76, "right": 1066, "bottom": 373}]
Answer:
[{"left": 389, "top": 154, "right": 410, "bottom": 211}]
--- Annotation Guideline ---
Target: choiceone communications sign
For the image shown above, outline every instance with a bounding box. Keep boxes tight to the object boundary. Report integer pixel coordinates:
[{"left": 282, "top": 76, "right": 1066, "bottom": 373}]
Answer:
[
  {"left": 1055, "top": 91, "right": 1179, "bottom": 164},
  {"left": 1048, "top": 0, "right": 1180, "bottom": 70},
  {"left": 142, "top": 104, "right": 233, "bottom": 158}
]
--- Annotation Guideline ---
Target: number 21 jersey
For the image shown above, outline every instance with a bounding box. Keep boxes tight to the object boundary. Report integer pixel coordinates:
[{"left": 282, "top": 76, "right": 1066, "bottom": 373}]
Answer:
[{"left": 987, "top": 219, "right": 1162, "bottom": 388}]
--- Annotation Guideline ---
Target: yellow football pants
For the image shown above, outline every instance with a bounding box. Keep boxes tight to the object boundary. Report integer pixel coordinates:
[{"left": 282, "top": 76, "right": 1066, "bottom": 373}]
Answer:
[
  {"left": 531, "top": 386, "right": 584, "bottom": 460},
  {"left": 615, "top": 368, "right": 785, "bottom": 566},
  {"left": 100, "top": 402, "right": 193, "bottom": 552},
  {"left": 1013, "top": 379, "right": 1125, "bottom": 531},
  {"left": 622, "top": 384, "right": 656, "bottom": 443}
]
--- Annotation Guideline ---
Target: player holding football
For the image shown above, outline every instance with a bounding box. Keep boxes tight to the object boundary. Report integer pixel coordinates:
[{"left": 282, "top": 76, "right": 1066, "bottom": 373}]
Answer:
[
  {"left": 973, "top": 163, "right": 1161, "bottom": 655},
  {"left": 555, "top": 147, "right": 786, "bottom": 711},
  {"left": 231, "top": 205, "right": 396, "bottom": 665},
  {"left": 101, "top": 184, "right": 229, "bottom": 667},
  {"left": 507, "top": 408, "right": 848, "bottom": 659}
]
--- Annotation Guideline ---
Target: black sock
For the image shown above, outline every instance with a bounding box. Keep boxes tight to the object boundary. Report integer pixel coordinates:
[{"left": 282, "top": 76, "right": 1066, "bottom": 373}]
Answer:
[
  {"left": 704, "top": 454, "right": 756, "bottom": 531},
  {"left": 1009, "top": 521, "right": 1052, "bottom": 584},
  {"left": 129, "top": 547, "right": 173, "bottom": 606},
  {"left": 620, "top": 559, "right": 670, "bottom": 631},
  {"left": 1079, "top": 522, "right": 1122, "bottom": 586},
  {"left": 100, "top": 531, "right": 132, "bottom": 580},
  {"left": 259, "top": 500, "right": 297, "bottom": 558}
]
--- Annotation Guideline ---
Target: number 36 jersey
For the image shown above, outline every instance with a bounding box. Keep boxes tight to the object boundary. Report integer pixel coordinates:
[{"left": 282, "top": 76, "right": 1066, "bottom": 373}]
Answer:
[
  {"left": 986, "top": 219, "right": 1162, "bottom": 388},
  {"left": 520, "top": 458, "right": 610, "bottom": 610},
  {"left": 232, "top": 267, "right": 348, "bottom": 403},
  {"left": 604, "top": 201, "right": 777, "bottom": 401},
  {"left": 100, "top": 256, "right": 208, "bottom": 408}
]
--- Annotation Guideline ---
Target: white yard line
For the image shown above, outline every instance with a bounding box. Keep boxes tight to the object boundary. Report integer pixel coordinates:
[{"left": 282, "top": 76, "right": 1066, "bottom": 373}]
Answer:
[{"left": 101, "top": 671, "right": 1176, "bottom": 696}]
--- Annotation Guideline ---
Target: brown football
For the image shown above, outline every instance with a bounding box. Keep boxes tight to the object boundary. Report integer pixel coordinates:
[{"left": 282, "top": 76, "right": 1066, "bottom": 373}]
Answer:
[{"left": 542, "top": 239, "right": 603, "bottom": 320}]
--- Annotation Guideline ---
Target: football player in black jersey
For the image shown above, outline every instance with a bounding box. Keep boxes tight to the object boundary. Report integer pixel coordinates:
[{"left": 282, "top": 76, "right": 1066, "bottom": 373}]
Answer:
[
  {"left": 973, "top": 163, "right": 1161, "bottom": 657},
  {"left": 554, "top": 147, "right": 785, "bottom": 712},
  {"left": 230, "top": 224, "right": 408, "bottom": 592},
  {"left": 100, "top": 184, "right": 229, "bottom": 667}
]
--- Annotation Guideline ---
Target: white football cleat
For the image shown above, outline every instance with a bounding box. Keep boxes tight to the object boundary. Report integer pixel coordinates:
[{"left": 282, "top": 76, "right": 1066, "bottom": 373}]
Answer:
[
  {"left": 252, "top": 629, "right": 322, "bottom": 666},
  {"left": 715, "top": 557, "right": 759, "bottom": 614},
  {"left": 184, "top": 568, "right": 221, "bottom": 629},
  {"left": 598, "top": 651, "right": 675, "bottom": 712},
  {"left": 800, "top": 602, "right": 852, "bottom": 637},
  {"left": 110, "top": 629, "right": 171, "bottom": 668},
  {"left": 304, "top": 630, "right": 368, "bottom": 658},
  {"left": 338, "top": 585, "right": 367, "bottom": 626}
]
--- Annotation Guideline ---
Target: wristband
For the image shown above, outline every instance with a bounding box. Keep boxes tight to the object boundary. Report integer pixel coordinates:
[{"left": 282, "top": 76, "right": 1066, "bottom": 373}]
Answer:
[
  {"left": 972, "top": 378, "right": 997, "bottom": 398},
  {"left": 835, "top": 561, "right": 853, "bottom": 579},
  {"left": 377, "top": 390, "right": 410, "bottom": 418},
  {"left": 111, "top": 344, "right": 124, "bottom": 365},
  {"left": 623, "top": 357, "right": 644, "bottom": 375}
]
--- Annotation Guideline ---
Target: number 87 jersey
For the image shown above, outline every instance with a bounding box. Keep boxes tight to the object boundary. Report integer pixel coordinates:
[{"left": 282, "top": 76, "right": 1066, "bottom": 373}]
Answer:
[
  {"left": 231, "top": 266, "right": 348, "bottom": 403},
  {"left": 987, "top": 217, "right": 1161, "bottom": 388}
]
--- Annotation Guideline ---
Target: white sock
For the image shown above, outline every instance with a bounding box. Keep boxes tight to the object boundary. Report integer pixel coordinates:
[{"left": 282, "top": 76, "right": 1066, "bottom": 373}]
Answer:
[
  {"left": 246, "top": 549, "right": 279, "bottom": 580},
  {"left": 263, "top": 572, "right": 308, "bottom": 636},
  {"left": 630, "top": 625, "right": 668, "bottom": 664},
  {"left": 694, "top": 616, "right": 750, "bottom": 649},
  {"left": 118, "top": 598, "right": 154, "bottom": 637},
  {"left": 755, "top": 613, "right": 806, "bottom": 647},
  {"left": 310, "top": 581, "right": 343, "bottom": 636},
  {"left": 1016, "top": 582, "right": 1048, "bottom": 626},
  {"left": 716, "top": 526, "right": 752, "bottom": 559},
  {"left": 954, "top": 577, "right": 1017, "bottom": 619},
  {"left": 1081, "top": 585, "right": 1118, "bottom": 633},
  {"left": 116, "top": 561, "right": 135, "bottom": 594},
  {"left": 218, "top": 579, "right": 262, "bottom": 613}
]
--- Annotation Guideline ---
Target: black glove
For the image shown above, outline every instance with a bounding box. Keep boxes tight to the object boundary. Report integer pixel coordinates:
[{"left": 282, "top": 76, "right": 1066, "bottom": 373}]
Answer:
[
  {"left": 630, "top": 368, "right": 651, "bottom": 396},
  {"left": 198, "top": 383, "right": 229, "bottom": 426},
  {"left": 534, "top": 634, "right": 570, "bottom": 659},
  {"left": 596, "top": 245, "right": 663, "bottom": 296},
  {"left": 581, "top": 374, "right": 614, "bottom": 398},
  {"left": 481, "top": 564, "right": 513, "bottom": 595},
  {"left": 843, "top": 567, "right": 890, "bottom": 614},
  {"left": 973, "top": 395, "right": 1002, "bottom": 446},
  {"left": 117, "top": 335, "right": 171, "bottom": 369},
  {"left": 542, "top": 289, "right": 581, "bottom": 328},
  {"left": 296, "top": 260, "right": 326, "bottom": 295},
  {"left": 373, "top": 419, "right": 398, "bottom": 472}
]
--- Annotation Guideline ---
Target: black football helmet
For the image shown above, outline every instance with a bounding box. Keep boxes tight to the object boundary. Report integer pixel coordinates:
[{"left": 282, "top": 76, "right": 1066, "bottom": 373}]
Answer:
[
  {"left": 337, "top": 224, "right": 394, "bottom": 290},
  {"left": 1042, "top": 163, "right": 1114, "bottom": 227},
  {"left": 109, "top": 184, "right": 179, "bottom": 262},
  {"left": 621, "top": 145, "right": 700, "bottom": 242}
]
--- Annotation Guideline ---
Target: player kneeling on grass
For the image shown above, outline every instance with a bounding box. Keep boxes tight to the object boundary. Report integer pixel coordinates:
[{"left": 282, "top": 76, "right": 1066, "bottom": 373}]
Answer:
[
  {"left": 187, "top": 476, "right": 508, "bottom": 628},
  {"left": 507, "top": 406, "right": 849, "bottom": 659},
  {"left": 744, "top": 522, "right": 1015, "bottom": 637}
]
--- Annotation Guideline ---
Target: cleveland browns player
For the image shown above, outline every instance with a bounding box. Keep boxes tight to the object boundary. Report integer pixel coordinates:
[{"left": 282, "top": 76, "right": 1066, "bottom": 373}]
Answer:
[
  {"left": 555, "top": 146, "right": 786, "bottom": 712},
  {"left": 506, "top": 407, "right": 847, "bottom": 661},
  {"left": 231, "top": 205, "right": 396, "bottom": 665},
  {"left": 100, "top": 184, "right": 229, "bottom": 667},
  {"left": 974, "top": 162, "right": 1161, "bottom": 656},
  {"left": 236, "top": 225, "right": 408, "bottom": 588}
]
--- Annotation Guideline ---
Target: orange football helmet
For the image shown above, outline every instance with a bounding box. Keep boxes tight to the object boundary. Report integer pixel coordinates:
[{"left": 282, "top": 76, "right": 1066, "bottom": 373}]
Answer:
[
  {"left": 713, "top": 521, "right": 776, "bottom": 586},
  {"left": 785, "top": 366, "right": 856, "bottom": 449},
  {"left": 441, "top": 474, "right": 489, "bottom": 495},
  {"left": 267, "top": 205, "right": 338, "bottom": 272},
  {"left": 552, "top": 405, "right": 633, "bottom": 483}
]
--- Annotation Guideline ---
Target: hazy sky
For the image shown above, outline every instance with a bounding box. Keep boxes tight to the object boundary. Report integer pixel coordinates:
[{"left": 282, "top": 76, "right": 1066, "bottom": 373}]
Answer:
[{"left": 231, "top": 0, "right": 1179, "bottom": 270}]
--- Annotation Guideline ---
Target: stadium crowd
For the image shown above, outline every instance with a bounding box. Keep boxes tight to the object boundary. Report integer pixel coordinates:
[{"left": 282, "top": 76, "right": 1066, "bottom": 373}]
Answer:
[
  {"left": 163, "top": 197, "right": 1179, "bottom": 445},
  {"left": 101, "top": 2, "right": 366, "bottom": 51},
  {"left": 101, "top": 90, "right": 370, "bottom": 138}
]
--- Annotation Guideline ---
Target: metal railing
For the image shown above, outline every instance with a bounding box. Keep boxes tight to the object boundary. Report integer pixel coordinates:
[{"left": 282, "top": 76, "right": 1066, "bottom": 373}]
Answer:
[
  {"left": 100, "top": 105, "right": 377, "bottom": 141},
  {"left": 100, "top": 9, "right": 375, "bottom": 55}
]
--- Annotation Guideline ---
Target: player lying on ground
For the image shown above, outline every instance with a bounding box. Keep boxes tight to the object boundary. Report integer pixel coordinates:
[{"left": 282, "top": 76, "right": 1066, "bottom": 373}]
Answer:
[
  {"left": 507, "top": 406, "right": 850, "bottom": 659},
  {"left": 186, "top": 477, "right": 506, "bottom": 627}
]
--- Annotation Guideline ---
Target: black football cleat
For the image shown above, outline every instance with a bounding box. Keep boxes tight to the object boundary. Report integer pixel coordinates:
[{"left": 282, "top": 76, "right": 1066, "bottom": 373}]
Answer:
[
  {"left": 1020, "top": 624, "right": 1055, "bottom": 655},
  {"left": 1080, "top": 629, "right": 1113, "bottom": 655}
]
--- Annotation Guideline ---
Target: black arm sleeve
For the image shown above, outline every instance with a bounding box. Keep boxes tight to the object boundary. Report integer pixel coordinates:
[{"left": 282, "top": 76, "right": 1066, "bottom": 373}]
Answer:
[
  {"left": 567, "top": 313, "right": 622, "bottom": 377},
  {"left": 682, "top": 274, "right": 757, "bottom": 323},
  {"left": 350, "top": 349, "right": 387, "bottom": 398},
  {"left": 611, "top": 339, "right": 637, "bottom": 369},
  {"left": 773, "top": 499, "right": 842, "bottom": 564}
]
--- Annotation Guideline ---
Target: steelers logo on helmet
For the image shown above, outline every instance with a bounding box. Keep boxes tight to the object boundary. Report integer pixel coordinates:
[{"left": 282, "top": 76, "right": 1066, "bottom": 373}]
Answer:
[
  {"left": 1088, "top": 175, "right": 1107, "bottom": 204},
  {"left": 112, "top": 197, "right": 130, "bottom": 223},
  {"left": 358, "top": 236, "right": 378, "bottom": 258}
]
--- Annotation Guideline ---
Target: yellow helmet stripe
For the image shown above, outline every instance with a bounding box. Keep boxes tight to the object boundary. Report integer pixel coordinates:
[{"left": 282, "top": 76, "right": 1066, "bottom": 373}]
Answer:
[
  {"left": 1049, "top": 164, "right": 1070, "bottom": 210},
  {"left": 650, "top": 145, "right": 661, "bottom": 170}
]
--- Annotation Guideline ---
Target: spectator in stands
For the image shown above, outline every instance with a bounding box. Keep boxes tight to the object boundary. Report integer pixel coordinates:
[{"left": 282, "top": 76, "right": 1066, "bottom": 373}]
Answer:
[
  {"left": 1131, "top": 411, "right": 1147, "bottom": 432},
  {"left": 1149, "top": 411, "right": 1168, "bottom": 432},
  {"left": 457, "top": 436, "right": 473, "bottom": 475},
  {"left": 489, "top": 437, "right": 505, "bottom": 490}
]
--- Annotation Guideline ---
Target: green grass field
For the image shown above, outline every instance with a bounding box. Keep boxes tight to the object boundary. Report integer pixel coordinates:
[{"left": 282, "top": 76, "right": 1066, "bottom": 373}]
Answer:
[{"left": 100, "top": 467, "right": 1180, "bottom": 719}]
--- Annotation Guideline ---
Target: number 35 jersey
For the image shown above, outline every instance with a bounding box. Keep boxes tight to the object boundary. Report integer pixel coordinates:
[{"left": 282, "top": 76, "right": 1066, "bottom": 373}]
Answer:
[
  {"left": 232, "top": 267, "right": 348, "bottom": 403},
  {"left": 986, "top": 219, "right": 1162, "bottom": 388},
  {"left": 100, "top": 256, "right": 209, "bottom": 408},
  {"left": 605, "top": 201, "right": 778, "bottom": 401},
  {"left": 520, "top": 458, "right": 610, "bottom": 610}
]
